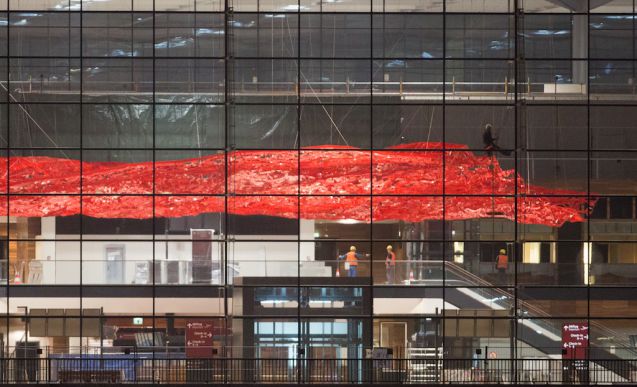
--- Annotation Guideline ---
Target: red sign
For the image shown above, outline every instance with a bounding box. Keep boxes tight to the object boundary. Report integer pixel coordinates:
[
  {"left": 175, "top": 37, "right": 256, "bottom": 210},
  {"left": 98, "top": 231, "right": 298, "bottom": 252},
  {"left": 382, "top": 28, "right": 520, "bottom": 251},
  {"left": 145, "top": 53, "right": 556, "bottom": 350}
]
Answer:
[
  {"left": 562, "top": 323, "right": 588, "bottom": 360},
  {"left": 185, "top": 320, "right": 215, "bottom": 358}
]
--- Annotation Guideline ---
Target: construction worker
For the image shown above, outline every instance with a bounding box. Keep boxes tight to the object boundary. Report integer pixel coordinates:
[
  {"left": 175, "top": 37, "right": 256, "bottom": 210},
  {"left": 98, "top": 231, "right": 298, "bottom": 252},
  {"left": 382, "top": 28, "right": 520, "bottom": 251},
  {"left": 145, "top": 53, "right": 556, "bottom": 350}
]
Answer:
[
  {"left": 338, "top": 246, "right": 366, "bottom": 277},
  {"left": 495, "top": 248, "right": 509, "bottom": 284},
  {"left": 483, "top": 123, "right": 512, "bottom": 156},
  {"left": 385, "top": 245, "right": 396, "bottom": 284}
]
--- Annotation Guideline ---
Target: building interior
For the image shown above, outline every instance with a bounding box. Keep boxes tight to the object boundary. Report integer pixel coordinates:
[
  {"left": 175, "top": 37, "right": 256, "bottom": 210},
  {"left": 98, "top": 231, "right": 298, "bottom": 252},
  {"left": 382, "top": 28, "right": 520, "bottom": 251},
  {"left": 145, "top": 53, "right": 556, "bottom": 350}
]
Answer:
[{"left": 0, "top": 0, "right": 636, "bottom": 384}]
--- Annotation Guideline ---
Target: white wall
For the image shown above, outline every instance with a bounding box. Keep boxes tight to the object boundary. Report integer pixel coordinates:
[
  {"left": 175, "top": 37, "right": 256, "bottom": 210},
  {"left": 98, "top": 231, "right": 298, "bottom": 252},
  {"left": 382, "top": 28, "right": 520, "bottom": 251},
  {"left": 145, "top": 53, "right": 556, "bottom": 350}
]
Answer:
[
  {"left": 36, "top": 237, "right": 319, "bottom": 284},
  {"left": 374, "top": 298, "right": 457, "bottom": 315},
  {"left": 33, "top": 219, "right": 319, "bottom": 284}
]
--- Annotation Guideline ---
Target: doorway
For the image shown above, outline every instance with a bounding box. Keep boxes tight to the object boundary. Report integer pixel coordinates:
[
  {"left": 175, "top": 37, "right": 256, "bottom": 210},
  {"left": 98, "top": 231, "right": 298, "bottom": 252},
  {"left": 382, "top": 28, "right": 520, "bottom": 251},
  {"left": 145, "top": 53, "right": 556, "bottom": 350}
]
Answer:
[
  {"left": 380, "top": 321, "right": 407, "bottom": 359},
  {"left": 105, "top": 245, "right": 125, "bottom": 284}
]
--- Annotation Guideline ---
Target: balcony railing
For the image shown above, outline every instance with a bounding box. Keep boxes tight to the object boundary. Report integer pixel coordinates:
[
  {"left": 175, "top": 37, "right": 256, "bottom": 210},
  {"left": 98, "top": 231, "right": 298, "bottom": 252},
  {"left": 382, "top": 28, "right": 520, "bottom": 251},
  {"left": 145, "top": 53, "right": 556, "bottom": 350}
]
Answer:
[{"left": 1, "top": 356, "right": 635, "bottom": 384}]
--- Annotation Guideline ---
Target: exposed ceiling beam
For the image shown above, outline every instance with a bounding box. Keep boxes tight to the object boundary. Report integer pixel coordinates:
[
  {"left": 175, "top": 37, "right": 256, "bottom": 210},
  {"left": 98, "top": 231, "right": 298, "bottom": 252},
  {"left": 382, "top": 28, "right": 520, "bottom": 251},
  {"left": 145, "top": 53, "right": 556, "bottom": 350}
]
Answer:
[{"left": 545, "top": 0, "right": 614, "bottom": 12}]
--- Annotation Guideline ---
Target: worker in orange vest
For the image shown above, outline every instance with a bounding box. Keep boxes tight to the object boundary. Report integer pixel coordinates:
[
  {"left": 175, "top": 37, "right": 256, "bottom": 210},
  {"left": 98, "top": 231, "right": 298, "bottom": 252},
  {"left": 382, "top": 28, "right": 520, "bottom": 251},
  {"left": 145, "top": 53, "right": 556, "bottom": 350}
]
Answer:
[
  {"left": 385, "top": 245, "right": 397, "bottom": 284},
  {"left": 495, "top": 248, "right": 508, "bottom": 284},
  {"left": 338, "top": 246, "right": 366, "bottom": 277}
]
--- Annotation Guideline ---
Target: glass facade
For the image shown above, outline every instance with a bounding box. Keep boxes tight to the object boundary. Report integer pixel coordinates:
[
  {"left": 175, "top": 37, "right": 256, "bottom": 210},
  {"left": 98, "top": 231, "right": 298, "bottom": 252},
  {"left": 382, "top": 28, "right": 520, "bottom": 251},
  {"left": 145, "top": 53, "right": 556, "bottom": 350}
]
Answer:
[{"left": 0, "top": 0, "right": 637, "bottom": 384}]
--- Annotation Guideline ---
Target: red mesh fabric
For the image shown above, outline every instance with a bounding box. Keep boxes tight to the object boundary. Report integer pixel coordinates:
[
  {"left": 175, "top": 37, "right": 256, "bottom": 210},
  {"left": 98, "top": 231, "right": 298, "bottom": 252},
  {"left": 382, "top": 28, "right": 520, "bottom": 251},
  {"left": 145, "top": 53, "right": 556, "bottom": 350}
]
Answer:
[{"left": 0, "top": 142, "right": 593, "bottom": 226}]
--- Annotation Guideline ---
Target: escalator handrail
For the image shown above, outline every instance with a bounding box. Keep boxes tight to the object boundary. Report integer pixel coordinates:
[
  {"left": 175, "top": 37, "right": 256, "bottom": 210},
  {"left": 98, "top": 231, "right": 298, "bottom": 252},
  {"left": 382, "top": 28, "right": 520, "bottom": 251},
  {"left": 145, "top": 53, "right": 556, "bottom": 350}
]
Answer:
[{"left": 444, "top": 261, "right": 637, "bottom": 357}]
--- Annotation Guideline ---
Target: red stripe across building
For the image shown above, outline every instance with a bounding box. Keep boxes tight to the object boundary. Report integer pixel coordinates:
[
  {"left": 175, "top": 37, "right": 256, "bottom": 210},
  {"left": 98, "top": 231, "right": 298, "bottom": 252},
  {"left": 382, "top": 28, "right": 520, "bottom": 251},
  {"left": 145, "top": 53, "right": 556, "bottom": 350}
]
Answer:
[{"left": 0, "top": 142, "right": 594, "bottom": 226}]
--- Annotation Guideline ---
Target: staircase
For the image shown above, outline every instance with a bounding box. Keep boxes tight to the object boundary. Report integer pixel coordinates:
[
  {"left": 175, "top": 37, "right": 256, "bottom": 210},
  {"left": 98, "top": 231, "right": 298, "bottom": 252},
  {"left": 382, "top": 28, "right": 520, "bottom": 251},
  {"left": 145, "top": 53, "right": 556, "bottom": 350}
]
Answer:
[
  {"left": 444, "top": 261, "right": 637, "bottom": 379},
  {"left": 407, "top": 347, "right": 443, "bottom": 383}
]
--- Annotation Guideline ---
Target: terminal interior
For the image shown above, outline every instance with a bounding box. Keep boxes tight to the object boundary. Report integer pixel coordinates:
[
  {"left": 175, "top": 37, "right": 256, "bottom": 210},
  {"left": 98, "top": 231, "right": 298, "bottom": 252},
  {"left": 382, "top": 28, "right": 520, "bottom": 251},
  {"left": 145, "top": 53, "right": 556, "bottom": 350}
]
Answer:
[{"left": 0, "top": 0, "right": 636, "bottom": 383}]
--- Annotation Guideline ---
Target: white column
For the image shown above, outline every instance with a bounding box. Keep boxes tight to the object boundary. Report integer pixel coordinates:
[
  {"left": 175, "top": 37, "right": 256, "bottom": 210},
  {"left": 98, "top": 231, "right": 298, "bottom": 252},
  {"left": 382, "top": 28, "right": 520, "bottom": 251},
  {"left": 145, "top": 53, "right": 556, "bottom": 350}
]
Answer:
[
  {"left": 299, "top": 219, "right": 315, "bottom": 262},
  {"left": 36, "top": 217, "right": 56, "bottom": 284},
  {"left": 572, "top": 14, "right": 588, "bottom": 86}
]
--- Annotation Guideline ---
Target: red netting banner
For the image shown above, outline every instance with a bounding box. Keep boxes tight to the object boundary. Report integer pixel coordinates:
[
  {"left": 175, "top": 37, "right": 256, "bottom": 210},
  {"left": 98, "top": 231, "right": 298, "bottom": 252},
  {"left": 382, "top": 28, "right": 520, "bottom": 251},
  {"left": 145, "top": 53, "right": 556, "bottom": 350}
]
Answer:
[{"left": 0, "top": 142, "right": 594, "bottom": 226}]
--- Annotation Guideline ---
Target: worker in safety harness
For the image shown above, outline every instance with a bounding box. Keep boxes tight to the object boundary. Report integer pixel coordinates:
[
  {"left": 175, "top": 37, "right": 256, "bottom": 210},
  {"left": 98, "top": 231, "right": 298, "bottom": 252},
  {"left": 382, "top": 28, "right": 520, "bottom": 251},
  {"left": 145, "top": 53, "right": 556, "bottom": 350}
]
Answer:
[
  {"left": 385, "top": 245, "right": 397, "bottom": 284},
  {"left": 483, "top": 124, "right": 512, "bottom": 156},
  {"left": 495, "top": 248, "right": 509, "bottom": 284},
  {"left": 338, "top": 246, "right": 367, "bottom": 277}
]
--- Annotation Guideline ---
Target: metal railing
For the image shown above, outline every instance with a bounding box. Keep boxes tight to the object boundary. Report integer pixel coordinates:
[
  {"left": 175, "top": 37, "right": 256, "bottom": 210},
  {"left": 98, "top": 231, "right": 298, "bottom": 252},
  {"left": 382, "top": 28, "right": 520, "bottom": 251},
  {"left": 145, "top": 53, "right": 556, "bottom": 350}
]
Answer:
[
  {"left": 444, "top": 261, "right": 637, "bottom": 361},
  {"left": 0, "top": 357, "right": 635, "bottom": 384},
  {"left": 5, "top": 78, "right": 636, "bottom": 100}
]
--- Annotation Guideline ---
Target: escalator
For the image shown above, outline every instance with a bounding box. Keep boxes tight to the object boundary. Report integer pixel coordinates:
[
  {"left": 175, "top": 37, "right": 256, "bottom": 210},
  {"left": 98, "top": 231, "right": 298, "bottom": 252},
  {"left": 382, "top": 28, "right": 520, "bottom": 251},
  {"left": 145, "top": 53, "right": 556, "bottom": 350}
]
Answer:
[{"left": 439, "top": 261, "right": 637, "bottom": 380}]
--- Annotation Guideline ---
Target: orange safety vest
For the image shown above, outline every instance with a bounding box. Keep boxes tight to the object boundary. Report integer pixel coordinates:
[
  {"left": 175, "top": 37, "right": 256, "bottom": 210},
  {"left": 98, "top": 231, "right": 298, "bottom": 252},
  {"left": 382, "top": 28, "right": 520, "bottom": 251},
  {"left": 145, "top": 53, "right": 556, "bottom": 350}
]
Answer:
[
  {"left": 496, "top": 254, "right": 508, "bottom": 270},
  {"left": 345, "top": 251, "right": 359, "bottom": 266},
  {"left": 386, "top": 251, "right": 396, "bottom": 266}
]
